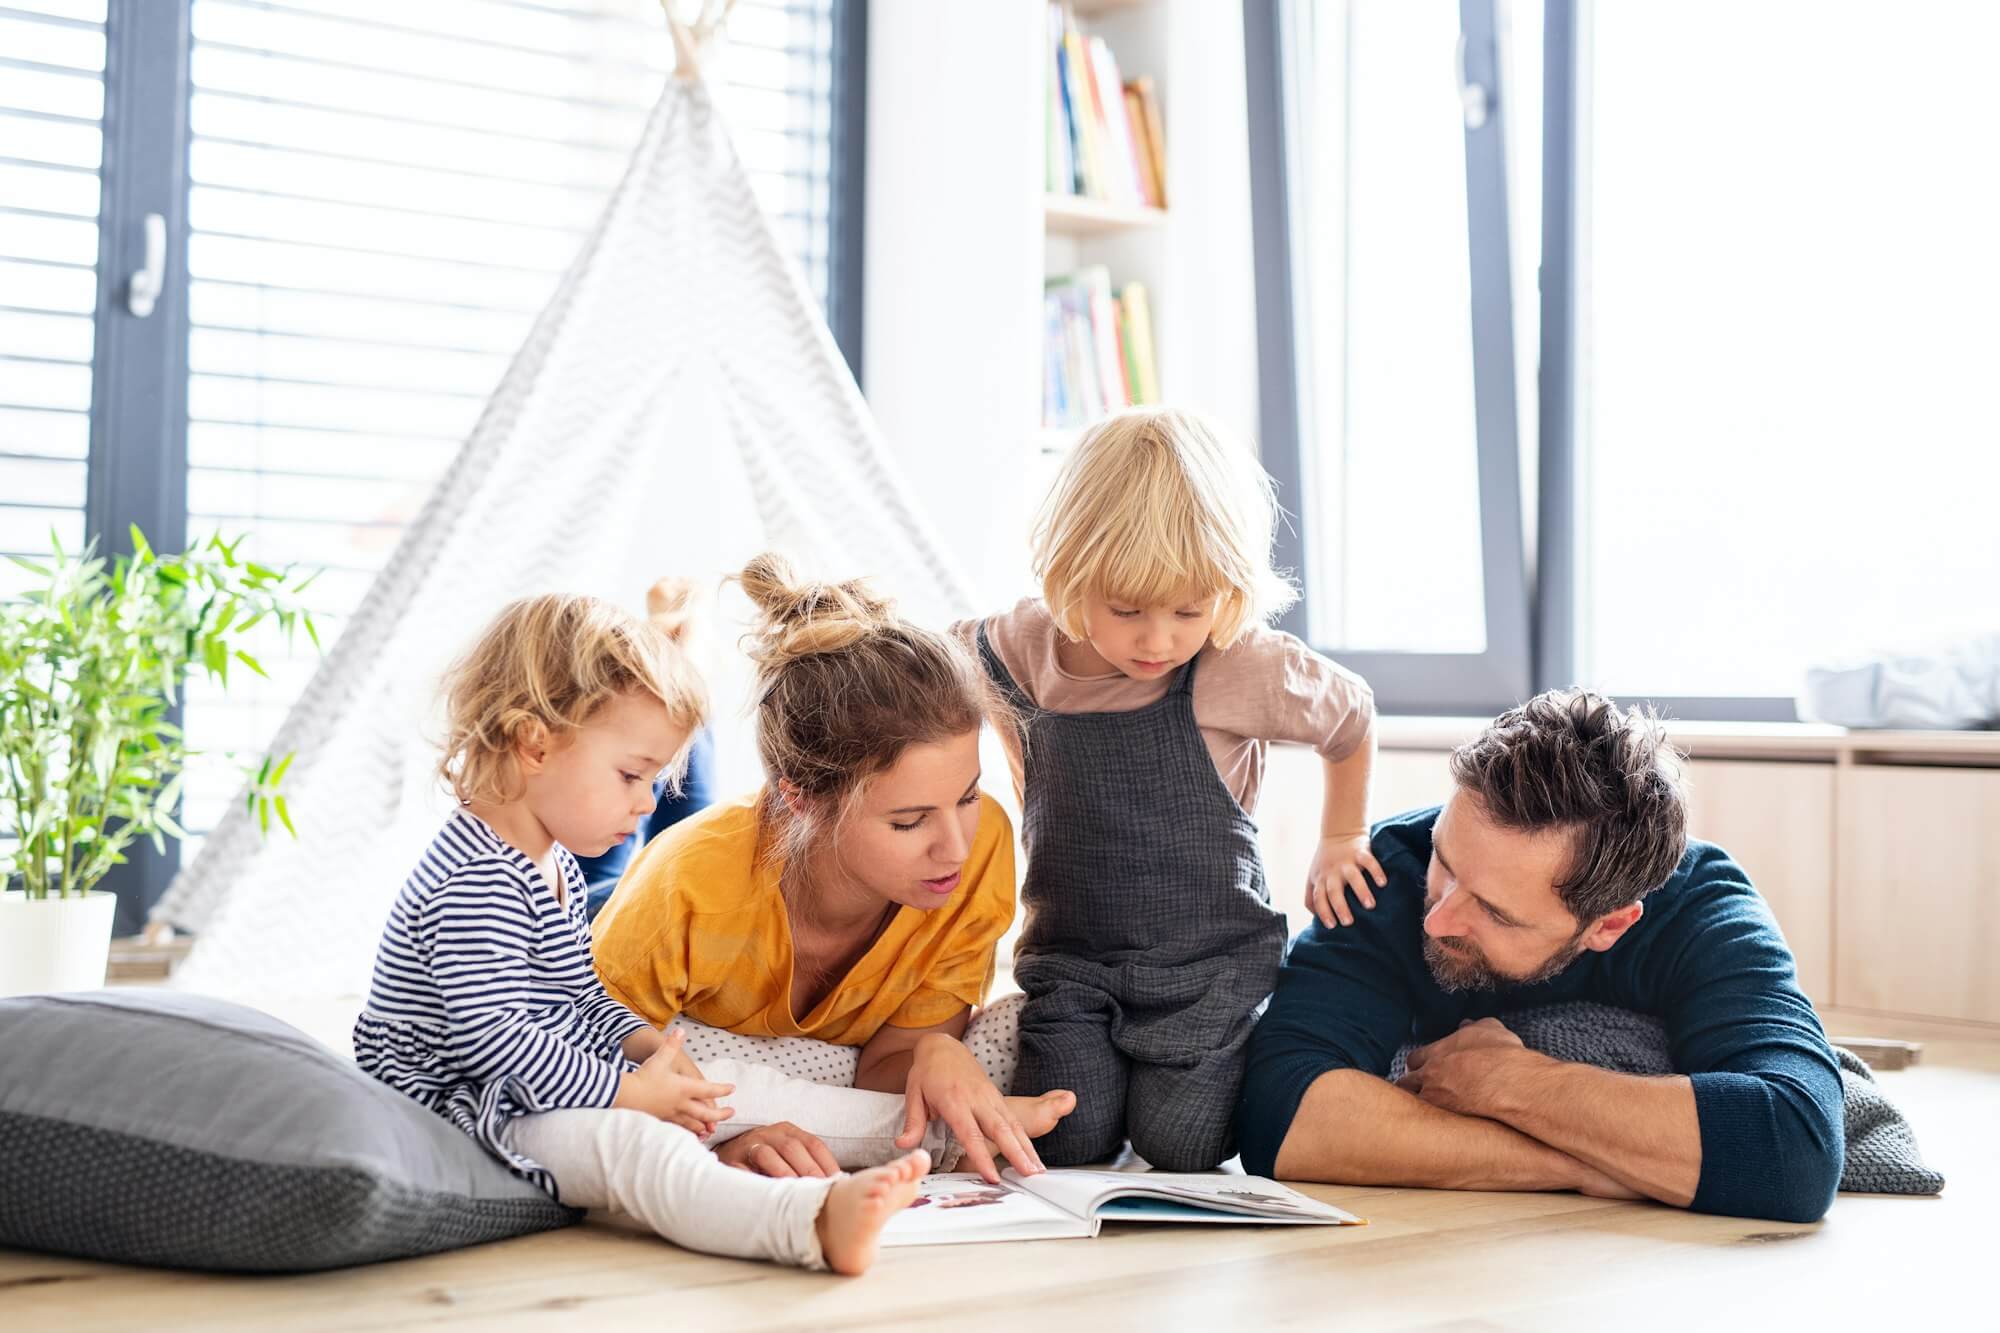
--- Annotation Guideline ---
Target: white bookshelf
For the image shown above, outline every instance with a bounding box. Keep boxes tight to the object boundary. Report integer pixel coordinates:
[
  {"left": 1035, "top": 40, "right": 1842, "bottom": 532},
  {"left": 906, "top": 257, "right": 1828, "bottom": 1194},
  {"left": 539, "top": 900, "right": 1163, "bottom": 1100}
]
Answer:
[
  {"left": 865, "top": 0, "right": 1260, "bottom": 607},
  {"left": 1041, "top": 192, "right": 1168, "bottom": 236},
  {"left": 1043, "top": 0, "right": 1174, "bottom": 394}
]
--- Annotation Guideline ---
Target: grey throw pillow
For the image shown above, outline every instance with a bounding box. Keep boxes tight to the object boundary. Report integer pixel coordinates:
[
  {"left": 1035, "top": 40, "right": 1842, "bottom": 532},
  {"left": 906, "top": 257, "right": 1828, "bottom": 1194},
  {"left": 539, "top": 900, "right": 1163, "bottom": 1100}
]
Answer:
[{"left": 0, "top": 989, "right": 577, "bottom": 1272}]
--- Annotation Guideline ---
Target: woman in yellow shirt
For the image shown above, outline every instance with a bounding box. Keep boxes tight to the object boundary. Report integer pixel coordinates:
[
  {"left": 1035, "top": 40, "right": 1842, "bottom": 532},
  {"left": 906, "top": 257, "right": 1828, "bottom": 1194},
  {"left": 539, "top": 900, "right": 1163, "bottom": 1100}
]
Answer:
[{"left": 594, "top": 555, "right": 1075, "bottom": 1182}]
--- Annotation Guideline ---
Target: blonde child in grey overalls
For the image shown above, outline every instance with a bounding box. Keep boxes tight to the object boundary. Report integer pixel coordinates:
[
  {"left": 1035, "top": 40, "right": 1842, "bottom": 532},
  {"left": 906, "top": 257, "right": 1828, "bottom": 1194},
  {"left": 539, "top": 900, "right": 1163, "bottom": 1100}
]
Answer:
[{"left": 957, "top": 407, "right": 1382, "bottom": 1171}]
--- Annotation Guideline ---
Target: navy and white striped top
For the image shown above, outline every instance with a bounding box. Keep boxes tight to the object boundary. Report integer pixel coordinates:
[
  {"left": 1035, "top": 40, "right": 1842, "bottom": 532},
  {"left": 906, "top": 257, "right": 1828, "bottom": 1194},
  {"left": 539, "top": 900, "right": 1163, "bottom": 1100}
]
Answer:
[{"left": 353, "top": 810, "right": 650, "bottom": 1191}]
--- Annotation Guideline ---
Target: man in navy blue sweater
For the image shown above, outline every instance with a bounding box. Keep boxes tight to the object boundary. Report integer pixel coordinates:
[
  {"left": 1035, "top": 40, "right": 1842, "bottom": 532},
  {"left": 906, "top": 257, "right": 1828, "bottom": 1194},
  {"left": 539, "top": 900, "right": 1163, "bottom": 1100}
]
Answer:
[{"left": 1237, "top": 690, "right": 1843, "bottom": 1223}]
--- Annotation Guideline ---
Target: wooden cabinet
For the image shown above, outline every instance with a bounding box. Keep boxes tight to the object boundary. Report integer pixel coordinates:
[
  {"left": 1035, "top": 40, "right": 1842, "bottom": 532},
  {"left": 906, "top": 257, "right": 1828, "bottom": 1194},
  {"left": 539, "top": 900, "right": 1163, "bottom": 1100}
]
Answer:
[
  {"left": 1835, "top": 765, "right": 2000, "bottom": 1024},
  {"left": 1373, "top": 750, "right": 1454, "bottom": 823},
  {"left": 1684, "top": 760, "right": 1835, "bottom": 1005}
]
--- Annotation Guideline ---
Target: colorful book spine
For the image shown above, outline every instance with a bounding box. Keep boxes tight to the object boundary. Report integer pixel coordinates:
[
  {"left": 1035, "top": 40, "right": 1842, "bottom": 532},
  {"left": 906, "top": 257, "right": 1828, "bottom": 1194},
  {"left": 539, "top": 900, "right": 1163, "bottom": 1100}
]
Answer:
[
  {"left": 1123, "top": 86, "right": 1161, "bottom": 208},
  {"left": 1087, "top": 37, "right": 1144, "bottom": 205},
  {"left": 1065, "top": 289, "right": 1103, "bottom": 421},
  {"left": 1047, "top": 5, "right": 1078, "bottom": 195},
  {"left": 1082, "top": 266, "right": 1131, "bottom": 408},
  {"left": 1060, "top": 18, "right": 1105, "bottom": 197},
  {"left": 1131, "top": 76, "right": 1168, "bottom": 209},
  {"left": 1043, "top": 290, "right": 1069, "bottom": 426},
  {"left": 1119, "top": 282, "right": 1160, "bottom": 404}
]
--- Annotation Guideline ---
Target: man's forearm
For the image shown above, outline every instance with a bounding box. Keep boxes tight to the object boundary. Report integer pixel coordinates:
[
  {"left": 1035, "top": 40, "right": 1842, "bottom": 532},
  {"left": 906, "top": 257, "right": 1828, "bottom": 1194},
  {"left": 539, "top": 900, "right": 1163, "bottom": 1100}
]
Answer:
[
  {"left": 1273, "top": 1069, "right": 1599, "bottom": 1192},
  {"left": 1478, "top": 1056, "right": 1700, "bottom": 1207}
]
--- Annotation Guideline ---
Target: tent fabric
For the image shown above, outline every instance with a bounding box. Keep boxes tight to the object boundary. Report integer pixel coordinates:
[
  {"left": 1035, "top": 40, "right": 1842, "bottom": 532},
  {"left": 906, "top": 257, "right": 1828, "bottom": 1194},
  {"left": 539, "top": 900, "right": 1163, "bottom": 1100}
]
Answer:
[{"left": 154, "top": 69, "right": 973, "bottom": 996}]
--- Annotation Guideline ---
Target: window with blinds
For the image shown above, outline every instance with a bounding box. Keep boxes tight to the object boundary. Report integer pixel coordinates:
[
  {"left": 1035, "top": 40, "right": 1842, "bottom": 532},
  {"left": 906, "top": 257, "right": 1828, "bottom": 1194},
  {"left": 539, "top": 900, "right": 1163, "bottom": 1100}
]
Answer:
[
  {"left": 0, "top": 1, "right": 105, "bottom": 599},
  {"left": 173, "top": 0, "right": 841, "bottom": 842}
]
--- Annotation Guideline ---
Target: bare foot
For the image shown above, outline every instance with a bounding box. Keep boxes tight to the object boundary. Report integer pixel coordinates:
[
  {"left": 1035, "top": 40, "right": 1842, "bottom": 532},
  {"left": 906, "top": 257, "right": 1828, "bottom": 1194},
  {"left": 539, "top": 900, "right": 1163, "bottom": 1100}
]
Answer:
[
  {"left": 815, "top": 1148, "right": 929, "bottom": 1276},
  {"left": 1006, "top": 1089, "right": 1077, "bottom": 1142}
]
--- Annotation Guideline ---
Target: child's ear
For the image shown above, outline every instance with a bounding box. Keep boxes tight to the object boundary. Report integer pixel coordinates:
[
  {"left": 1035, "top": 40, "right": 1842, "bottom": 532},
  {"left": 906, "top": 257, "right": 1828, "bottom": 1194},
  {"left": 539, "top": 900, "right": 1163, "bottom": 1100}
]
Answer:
[{"left": 514, "top": 720, "right": 552, "bottom": 774}]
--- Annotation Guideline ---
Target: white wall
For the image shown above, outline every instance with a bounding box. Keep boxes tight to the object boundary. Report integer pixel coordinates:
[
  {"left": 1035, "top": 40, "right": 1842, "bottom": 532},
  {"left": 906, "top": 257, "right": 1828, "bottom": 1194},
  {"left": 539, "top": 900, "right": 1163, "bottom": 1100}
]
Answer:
[{"left": 862, "top": 1, "right": 1043, "bottom": 607}]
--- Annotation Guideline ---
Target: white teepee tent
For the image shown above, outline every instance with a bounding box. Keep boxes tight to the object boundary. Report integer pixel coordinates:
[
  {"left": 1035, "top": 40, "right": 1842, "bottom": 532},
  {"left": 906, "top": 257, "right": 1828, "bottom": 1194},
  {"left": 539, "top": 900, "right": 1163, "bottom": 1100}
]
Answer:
[{"left": 153, "top": 14, "right": 974, "bottom": 996}]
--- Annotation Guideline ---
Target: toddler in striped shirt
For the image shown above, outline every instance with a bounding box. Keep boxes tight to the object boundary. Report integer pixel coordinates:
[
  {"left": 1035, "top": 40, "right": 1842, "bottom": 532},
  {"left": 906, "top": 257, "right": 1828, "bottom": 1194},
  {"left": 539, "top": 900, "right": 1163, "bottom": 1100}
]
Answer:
[{"left": 354, "top": 593, "right": 925, "bottom": 1274}]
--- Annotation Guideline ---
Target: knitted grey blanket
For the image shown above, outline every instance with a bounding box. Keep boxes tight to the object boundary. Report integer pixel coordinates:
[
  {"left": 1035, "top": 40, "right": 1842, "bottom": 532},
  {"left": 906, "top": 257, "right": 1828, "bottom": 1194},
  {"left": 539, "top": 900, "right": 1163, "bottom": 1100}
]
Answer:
[{"left": 1388, "top": 1001, "right": 1944, "bottom": 1196}]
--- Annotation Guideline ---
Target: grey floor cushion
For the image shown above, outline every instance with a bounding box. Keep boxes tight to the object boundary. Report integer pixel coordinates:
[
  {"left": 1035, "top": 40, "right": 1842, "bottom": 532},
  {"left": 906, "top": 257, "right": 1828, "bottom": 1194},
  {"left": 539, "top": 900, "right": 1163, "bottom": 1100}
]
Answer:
[{"left": 0, "top": 989, "right": 578, "bottom": 1273}]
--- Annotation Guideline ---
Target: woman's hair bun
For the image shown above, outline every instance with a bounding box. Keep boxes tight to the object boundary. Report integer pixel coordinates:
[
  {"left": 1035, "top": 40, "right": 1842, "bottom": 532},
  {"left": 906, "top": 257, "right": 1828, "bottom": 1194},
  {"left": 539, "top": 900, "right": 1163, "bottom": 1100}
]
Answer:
[{"left": 735, "top": 551, "right": 894, "bottom": 668}]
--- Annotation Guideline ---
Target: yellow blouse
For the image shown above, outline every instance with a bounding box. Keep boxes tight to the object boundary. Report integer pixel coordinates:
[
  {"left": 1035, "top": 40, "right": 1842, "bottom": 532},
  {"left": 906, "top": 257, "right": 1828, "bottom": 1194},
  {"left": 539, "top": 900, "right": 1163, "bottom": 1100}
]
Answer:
[{"left": 591, "top": 792, "right": 1016, "bottom": 1046}]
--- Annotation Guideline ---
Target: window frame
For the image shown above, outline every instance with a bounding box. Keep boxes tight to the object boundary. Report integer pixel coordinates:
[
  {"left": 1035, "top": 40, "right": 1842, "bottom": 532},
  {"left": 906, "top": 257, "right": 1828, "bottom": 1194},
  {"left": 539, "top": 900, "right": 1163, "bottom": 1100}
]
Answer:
[
  {"left": 74, "top": 0, "right": 871, "bottom": 930},
  {"left": 1533, "top": 0, "right": 1795, "bottom": 722},
  {"left": 1245, "top": 0, "right": 1534, "bottom": 717},
  {"left": 1248, "top": 0, "right": 1798, "bottom": 722},
  {"left": 83, "top": 0, "right": 195, "bottom": 933}
]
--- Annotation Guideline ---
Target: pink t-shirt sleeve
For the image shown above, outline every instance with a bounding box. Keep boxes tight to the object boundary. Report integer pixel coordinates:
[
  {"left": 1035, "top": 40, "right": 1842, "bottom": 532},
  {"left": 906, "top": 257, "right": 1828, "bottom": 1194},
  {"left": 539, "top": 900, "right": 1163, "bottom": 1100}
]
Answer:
[
  {"left": 955, "top": 600, "right": 1052, "bottom": 708},
  {"left": 1194, "top": 626, "right": 1375, "bottom": 761}
]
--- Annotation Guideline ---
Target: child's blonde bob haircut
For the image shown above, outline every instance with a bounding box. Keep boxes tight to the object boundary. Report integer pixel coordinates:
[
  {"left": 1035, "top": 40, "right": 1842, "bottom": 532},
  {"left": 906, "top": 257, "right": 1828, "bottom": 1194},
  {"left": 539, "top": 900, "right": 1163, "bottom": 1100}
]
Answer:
[
  {"left": 437, "top": 592, "right": 707, "bottom": 807},
  {"left": 1033, "top": 407, "right": 1298, "bottom": 648}
]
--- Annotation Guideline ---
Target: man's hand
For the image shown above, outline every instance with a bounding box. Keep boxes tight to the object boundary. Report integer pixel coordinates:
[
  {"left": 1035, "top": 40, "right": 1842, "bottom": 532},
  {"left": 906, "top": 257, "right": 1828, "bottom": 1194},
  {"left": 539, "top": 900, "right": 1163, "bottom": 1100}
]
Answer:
[{"left": 1396, "top": 1017, "right": 1540, "bottom": 1117}]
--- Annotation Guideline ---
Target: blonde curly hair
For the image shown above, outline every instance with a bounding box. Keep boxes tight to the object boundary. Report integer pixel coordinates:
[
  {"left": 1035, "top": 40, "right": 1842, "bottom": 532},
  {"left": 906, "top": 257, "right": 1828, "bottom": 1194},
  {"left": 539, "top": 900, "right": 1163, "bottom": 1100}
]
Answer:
[{"left": 437, "top": 593, "right": 707, "bottom": 807}]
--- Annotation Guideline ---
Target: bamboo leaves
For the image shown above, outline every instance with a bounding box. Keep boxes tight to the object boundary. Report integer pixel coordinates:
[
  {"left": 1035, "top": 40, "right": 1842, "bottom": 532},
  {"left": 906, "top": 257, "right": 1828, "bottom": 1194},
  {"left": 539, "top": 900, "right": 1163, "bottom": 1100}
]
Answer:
[{"left": 0, "top": 530, "right": 322, "bottom": 900}]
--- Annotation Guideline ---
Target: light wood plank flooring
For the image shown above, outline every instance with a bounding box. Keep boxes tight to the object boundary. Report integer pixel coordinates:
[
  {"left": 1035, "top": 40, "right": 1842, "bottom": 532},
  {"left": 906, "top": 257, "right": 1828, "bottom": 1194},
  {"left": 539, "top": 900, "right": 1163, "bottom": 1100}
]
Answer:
[{"left": 5, "top": 1005, "right": 1991, "bottom": 1332}]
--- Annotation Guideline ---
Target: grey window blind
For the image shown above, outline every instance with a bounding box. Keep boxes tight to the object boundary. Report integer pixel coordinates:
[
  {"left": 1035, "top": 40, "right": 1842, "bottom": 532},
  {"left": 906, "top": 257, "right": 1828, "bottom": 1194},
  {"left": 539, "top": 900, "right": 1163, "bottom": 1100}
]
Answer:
[
  {"left": 172, "top": 0, "right": 839, "bottom": 841},
  {"left": 0, "top": 0, "right": 105, "bottom": 598}
]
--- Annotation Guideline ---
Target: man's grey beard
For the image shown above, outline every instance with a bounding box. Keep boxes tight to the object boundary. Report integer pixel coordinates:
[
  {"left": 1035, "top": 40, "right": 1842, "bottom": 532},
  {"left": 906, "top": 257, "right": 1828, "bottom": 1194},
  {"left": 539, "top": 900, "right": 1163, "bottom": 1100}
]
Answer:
[{"left": 1422, "top": 931, "right": 1588, "bottom": 994}]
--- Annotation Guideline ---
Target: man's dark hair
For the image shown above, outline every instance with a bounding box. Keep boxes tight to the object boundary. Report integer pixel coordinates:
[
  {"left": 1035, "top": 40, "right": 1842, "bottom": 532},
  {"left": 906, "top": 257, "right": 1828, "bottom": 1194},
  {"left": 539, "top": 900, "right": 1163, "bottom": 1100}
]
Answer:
[{"left": 1449, "top": 689, "right": 1690, "bottom": 922}]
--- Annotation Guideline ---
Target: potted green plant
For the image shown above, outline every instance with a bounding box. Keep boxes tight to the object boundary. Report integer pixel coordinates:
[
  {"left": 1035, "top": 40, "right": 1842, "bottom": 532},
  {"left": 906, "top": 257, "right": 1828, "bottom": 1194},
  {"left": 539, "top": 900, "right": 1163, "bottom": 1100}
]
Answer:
[{"left": 0, "top": 528, "right": 319, "bottom": 997}]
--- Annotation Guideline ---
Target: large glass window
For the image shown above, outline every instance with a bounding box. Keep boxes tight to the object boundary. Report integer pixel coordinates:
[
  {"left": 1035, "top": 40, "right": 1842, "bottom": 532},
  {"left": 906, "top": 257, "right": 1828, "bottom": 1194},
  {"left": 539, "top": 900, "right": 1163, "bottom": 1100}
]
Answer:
[
  {"left": 163, "top": 0, "right": 847, "bottom": 840},
  {"left": 0, "top": 0, "right": 857, "bottom": 895},
  {"left": 0, "top": 1, "right": 104, "bottom": 597},
  {"left": 1255, "top": 0, "right": 1532, "bottom": 712},
  {"left": 1286, "top": 1, "right": 1487, "bottom": 654},
  {"left": 1257, "top": 0, "right": 1994, "bottom": 717},
  {"left": 1576, "top": 0, "right": 2000, "bottom": 700}
]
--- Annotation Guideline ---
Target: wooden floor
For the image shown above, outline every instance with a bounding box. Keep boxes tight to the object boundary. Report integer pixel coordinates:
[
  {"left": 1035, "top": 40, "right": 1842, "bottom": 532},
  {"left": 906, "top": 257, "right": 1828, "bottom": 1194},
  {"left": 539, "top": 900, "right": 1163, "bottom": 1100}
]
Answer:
[{"left": 6, "top": 1011, "right": 1992, "bottom": 1332}]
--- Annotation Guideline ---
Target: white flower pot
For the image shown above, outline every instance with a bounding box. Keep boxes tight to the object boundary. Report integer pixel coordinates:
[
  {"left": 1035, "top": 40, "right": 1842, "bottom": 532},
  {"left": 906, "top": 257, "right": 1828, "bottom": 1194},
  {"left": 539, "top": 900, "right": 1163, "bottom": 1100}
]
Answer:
[{"left": 0, "top": 890, "right": 118, "bottom": 997}]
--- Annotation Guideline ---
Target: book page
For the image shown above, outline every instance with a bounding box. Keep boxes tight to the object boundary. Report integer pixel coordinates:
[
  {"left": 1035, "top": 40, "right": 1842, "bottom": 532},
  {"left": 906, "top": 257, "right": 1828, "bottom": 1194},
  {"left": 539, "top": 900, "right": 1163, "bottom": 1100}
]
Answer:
[
  {"left": 880, "top": 1174, "right": 1096, "bottom": 1248},
  {"left": 1008, "top": 1170, "right": 1363, "bottom": 1226}
]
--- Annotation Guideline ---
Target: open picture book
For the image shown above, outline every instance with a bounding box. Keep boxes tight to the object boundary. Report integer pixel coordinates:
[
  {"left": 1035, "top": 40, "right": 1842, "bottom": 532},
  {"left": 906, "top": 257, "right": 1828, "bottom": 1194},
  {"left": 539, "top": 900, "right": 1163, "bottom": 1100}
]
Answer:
[{"left": 881, "top": 1170, "right": 1364, "bottom": 1247}]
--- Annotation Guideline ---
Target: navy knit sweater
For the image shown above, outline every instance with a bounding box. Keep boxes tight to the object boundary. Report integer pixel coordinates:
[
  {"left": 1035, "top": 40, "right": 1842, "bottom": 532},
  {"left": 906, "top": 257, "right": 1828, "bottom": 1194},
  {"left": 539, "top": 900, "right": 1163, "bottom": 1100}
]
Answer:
[{"left": 1237, "top": 807, "right": 1844, "bottom": 1222}]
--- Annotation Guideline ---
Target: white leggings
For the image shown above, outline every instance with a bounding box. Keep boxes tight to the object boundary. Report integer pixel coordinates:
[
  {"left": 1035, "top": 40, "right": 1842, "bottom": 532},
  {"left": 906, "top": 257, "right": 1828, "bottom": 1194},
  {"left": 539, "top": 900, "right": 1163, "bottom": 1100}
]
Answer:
[
  {"left": 505, "top": 1109, "right": 833, "bottom": 1269},
  {"left": 500, "top": 994, "right": 1026, "bottom": 1268}
]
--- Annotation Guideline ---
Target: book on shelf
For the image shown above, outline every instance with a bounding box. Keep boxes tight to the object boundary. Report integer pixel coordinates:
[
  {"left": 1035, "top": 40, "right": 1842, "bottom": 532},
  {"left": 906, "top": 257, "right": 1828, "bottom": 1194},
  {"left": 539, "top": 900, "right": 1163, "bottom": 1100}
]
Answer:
[
  {"left": 1123, "top": 85, "right": 1160, "bottom": 209},
  {"left": 1129, "top": 75, "right": 1168, "bottom": 208},
  {"left": 1046, "top": 4, "right": 1165, "bottom": 208},
  {"left": 881, "top": 1169, "right": 1364, "bottom": 1248},
  {"left": 1120, "top": 281, "right": 1159, "bottom": 405},
  {"left": 1083, "top": 266, "right": 1130, "bottom": 407},
  {"left": 1044, "top": 267, "right": 1159, "bottom": 428},
  {"left": 1045, "top": 7, "right": 1073, "bottom": 195},
  {"left": 1087, "top": 36, "right": 1145, "bottom": 207}
]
